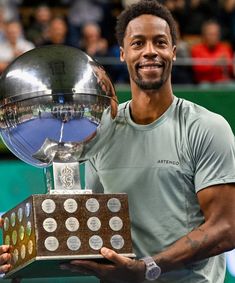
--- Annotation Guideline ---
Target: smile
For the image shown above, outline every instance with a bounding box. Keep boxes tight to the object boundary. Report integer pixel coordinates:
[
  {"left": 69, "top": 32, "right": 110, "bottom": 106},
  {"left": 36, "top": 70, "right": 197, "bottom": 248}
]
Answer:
[{"left": 138, "top": 62, "right": 163, "bottom": 70}]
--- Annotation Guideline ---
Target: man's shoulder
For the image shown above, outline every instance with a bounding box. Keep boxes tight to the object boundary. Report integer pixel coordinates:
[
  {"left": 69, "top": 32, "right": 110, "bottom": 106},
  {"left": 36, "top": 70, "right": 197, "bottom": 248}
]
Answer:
[{"left": 176, "top": 97, "right": 228, "bottom": 128}]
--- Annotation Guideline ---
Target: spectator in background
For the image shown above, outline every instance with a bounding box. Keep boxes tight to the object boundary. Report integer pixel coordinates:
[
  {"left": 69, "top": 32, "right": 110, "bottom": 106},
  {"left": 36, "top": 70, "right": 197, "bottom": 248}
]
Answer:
[
  {"left": 60, "top": 0, "right": 106, "bottom": 47},
  {"left": 80, "top": 22, "right": 108, "bottom": 58},
  {"left": 42, "top": 17, "right": 69, "bottom": 46},
  {"left": 25, "top": 5, "right": 52, "bottom": 46},
  {"left": 172, "top": 20, "right": 193, "bottom": 84},
  {"left": 0, "top": 0, "right": 22, "bottom": 21},
  {"left": 107, "top": 43, "right": 129, "bottom": 83},
  {"left": 218, "top": 0, "right": 235, "bottom": 49},
  {"left": 163, "top": 0, "right": 186, "bottom": 36},
  {"left": 191, "top": 20, "right": 234, "bottom": 84},
  {"left": 0, "top": 20, "right": 34, "bottom": 73},
  {"left": 0, "top": 6, "right": 6, "bottom": 42},
  {"left": 182, "top": 0, "right": 219, "bottom": 35}
]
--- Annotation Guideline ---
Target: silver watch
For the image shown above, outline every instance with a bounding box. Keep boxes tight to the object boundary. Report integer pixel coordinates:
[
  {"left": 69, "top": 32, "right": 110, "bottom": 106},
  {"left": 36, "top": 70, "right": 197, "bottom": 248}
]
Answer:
[{"left": 140, "top": 256, "right": 161, "bottom": 281}]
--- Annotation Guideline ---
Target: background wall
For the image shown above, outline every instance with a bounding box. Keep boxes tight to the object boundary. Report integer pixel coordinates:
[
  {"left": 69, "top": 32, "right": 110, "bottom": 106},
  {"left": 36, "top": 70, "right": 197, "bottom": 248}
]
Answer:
[{"left": 1, "top": 86, "right": 235, "bottom": 282}]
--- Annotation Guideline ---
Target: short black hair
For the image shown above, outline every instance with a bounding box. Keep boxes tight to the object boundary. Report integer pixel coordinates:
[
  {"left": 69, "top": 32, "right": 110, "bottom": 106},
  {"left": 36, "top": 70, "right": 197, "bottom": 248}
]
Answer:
[{"left": 115, "top": 0, "right": 177, "bottom": 47}]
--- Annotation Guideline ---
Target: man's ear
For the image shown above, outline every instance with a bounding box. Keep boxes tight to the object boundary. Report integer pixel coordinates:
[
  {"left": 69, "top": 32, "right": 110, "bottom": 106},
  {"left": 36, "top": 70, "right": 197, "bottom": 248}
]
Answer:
[
  {"left": 173, "top": 45, "right": 176, "bottom": 61},
  {"left": 120, "top": 46, "right": 125, "bottom": 62}
]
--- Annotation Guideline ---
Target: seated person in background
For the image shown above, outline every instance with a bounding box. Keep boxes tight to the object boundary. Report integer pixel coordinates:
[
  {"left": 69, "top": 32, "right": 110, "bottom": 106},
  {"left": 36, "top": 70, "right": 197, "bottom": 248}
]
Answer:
[
  {"left": 191, "top": 20, "right": 234, "bottom": 84},
  {"left": 42, "top": 16, "right": 69, "bottom": 46},
  {"left": 25, "top": 4, "right": 52, "bottom": 46},
  {"left": 0, "top": 6, "right": 6, "bottom": 42},
  {"left": 0, "top": 20, "right": 35, "bottom": 73},
  {"left": 80, "top": 22, "right": 108, "bottom": 58}
]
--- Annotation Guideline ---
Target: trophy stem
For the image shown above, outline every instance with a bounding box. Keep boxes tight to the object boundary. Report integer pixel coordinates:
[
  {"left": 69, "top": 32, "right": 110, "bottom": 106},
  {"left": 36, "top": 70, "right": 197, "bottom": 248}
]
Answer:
[{"left": 44, "top": 161, "right": 92, "bottom": 194}]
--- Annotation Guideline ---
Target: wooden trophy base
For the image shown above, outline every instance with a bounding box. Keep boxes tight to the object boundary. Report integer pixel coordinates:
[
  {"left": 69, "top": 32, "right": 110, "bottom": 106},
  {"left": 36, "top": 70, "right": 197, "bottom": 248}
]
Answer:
[{"left": 2, "top": 193, "right": 135, "bottom": 279}]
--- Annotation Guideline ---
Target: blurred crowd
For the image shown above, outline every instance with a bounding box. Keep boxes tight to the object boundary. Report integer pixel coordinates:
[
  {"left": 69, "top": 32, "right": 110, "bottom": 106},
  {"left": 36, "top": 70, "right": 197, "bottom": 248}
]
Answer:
[{"left": 0, "top": 0, "right": 235, "bottom": 85}]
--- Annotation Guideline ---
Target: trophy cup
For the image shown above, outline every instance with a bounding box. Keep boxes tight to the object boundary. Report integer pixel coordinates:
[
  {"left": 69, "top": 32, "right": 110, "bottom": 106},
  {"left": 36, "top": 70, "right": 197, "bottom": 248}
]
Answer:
[{"left": 0, "top": 45, "right": 135, "bottom": 279}]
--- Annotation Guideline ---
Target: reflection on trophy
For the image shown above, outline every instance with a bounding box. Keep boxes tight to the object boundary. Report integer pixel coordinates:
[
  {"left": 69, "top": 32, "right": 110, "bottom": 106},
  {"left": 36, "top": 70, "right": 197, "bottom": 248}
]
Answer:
[{"left": 0, "top": 45, "right": 135, "bottom": 279}]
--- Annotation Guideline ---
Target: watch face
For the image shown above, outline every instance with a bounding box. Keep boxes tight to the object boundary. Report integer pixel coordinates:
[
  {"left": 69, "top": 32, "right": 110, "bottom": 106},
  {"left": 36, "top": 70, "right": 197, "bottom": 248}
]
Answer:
[{"left": 146, "top": 265, "right": 161, "bottom": 281}]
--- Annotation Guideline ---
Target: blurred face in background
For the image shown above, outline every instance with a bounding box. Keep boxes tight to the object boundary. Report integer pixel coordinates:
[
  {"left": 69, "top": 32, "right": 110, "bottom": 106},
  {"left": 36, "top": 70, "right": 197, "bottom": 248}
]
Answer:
[
  {"left": 82, "top": 23, "right": 101, "bottom": 44},
  {"left": 48, "top": 18, "right": 67, "bottom": 44},
  {"left": 6, "top": 22, "right": 22, "bottom": 44},
  {"left": 202, "top": 22, "right": 221, "bottom": 49},
  {"left": 35, "top": 6, "right": 51, "bottom": 25}
]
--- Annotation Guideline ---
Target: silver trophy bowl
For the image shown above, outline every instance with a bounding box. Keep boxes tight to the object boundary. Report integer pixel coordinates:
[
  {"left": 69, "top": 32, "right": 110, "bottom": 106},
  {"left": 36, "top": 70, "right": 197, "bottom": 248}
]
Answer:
[
  {"left": 0, "top": 47, "right": 135, "bottom": 279},
  {"left": 0, "top": 45, "right": 118, "bottom": 170}
]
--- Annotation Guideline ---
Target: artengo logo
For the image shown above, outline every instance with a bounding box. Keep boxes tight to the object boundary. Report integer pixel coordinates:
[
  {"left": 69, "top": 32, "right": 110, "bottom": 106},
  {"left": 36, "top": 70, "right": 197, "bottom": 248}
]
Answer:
[{"left": 157, "top": 160, "right": 180, "bottom": 166}]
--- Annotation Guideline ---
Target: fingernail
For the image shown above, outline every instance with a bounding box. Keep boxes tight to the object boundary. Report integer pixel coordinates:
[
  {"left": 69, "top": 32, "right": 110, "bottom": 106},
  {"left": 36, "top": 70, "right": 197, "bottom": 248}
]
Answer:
[{"left": 101, "top": 247, "right": 109, "bottom": 255}]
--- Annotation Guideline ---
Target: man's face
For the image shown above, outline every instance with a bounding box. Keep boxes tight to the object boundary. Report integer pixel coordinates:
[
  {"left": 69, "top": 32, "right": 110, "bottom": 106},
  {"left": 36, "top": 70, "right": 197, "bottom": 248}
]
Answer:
[
  {"left": 202, "top": 23, "right": 220, "bottom": 49},
  {"left": 6, "top": 23, "right": 22, "bottom": 44},
  {"left": 120, "top": 14, "right": 176, "bottom": 90}
]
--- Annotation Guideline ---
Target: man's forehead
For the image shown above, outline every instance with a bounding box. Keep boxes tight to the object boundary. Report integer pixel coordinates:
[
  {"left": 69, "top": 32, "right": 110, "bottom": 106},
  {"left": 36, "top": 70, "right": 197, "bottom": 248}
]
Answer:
[{"left": 125, "top": 14, "right": 170, "bottom": 36}]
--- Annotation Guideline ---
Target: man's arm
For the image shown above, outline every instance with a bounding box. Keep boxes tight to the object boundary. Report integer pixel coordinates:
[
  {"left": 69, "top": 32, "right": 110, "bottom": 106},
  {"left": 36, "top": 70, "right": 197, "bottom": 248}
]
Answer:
[
  {"left": 153, "top": 183, "right": 235, "bottom": 272},
  {"left": 61, "top": 183, "right": 235, "bottom": 282}
]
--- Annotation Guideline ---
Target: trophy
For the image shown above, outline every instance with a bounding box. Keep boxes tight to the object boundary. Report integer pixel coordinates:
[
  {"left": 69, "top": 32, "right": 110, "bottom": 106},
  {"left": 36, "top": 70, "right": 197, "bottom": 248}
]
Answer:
[{"left": 0, "top": 45, "right": 135, "bottom": 279}]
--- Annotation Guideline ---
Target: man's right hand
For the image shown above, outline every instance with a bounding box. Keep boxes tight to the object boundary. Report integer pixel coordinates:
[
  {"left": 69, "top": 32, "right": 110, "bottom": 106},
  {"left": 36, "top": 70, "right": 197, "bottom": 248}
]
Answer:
[
  {"left": 0, "top": 218, "right": 11, "bottom": 274},
  {"left": 0, "top": 245, "right": 11, "bottom": 273}
]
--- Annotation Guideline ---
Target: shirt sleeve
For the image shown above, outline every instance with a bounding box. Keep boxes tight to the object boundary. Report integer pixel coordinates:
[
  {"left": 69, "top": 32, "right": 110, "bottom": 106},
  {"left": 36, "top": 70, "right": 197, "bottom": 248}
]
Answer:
[{"left": 189, "top": 113, "right": 235, "bottom": 192}]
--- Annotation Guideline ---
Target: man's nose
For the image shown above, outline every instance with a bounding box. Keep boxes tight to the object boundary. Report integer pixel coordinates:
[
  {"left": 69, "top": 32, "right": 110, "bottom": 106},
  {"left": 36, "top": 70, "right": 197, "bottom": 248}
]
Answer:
[{"left": 143, "top": 42, "right": 157, "bottom": 57}]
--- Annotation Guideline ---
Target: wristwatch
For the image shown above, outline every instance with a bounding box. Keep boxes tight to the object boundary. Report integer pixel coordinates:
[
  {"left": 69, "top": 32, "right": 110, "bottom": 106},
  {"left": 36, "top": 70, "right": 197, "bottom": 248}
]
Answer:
[{"left": 140, "top": 256, "right": 161, "bottom": 281}]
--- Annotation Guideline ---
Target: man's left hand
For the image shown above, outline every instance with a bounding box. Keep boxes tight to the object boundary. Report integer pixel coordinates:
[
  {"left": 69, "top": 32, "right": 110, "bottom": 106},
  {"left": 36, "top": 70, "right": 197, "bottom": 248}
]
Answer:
[{"left": 60, "top": 247, "right": 145, "bottom": 283}]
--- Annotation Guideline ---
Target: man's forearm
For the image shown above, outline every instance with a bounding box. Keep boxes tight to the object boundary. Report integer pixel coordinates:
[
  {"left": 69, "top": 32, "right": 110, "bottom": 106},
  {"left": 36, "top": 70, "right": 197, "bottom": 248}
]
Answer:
[{"left": 153, "top": 222, "right": 234, "bottom": 273}]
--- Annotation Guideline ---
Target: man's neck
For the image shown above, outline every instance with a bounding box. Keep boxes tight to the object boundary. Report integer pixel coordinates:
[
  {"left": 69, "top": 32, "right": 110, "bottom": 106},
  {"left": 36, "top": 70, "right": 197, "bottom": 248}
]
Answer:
[{"left": 129, "top": 83, "right": 174, "bottom": 125}]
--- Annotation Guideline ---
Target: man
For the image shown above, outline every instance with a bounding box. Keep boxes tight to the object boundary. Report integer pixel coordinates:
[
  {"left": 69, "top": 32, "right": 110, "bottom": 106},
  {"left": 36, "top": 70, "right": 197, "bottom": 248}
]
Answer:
[
  {"left": 1, "top": 1, "right": 235, "bottom": 282},
  {"left": 191, "top": 20, "right": 234, "bottom": 84},
  {"left": 0, "top": 20, "right": 35, "bottom": 73}
]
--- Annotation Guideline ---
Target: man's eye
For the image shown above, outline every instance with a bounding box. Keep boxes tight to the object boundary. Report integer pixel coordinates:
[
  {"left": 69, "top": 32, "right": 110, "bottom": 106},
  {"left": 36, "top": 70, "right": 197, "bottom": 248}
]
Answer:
[
  {"left": 132, "top": 41, "right": 142, "bottom": 46},
  {"left": 157, "top": 40, "right": 167, "bottom": 46}
]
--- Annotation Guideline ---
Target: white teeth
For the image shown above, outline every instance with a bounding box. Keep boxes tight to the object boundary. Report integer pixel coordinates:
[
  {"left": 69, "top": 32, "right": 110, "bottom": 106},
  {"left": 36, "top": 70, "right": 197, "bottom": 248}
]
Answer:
[
  {"left": 140, "top": 65, "right": 161, "bottom": 69},
  {"left": 139, "top": 63, "right": 162, "bottom": 68}
]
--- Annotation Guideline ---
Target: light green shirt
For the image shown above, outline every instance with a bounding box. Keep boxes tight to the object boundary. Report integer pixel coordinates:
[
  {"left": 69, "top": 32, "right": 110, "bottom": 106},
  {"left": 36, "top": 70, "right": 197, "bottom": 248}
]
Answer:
[{"left": 85, "top": 96, "right": 235, "bottom": 282}]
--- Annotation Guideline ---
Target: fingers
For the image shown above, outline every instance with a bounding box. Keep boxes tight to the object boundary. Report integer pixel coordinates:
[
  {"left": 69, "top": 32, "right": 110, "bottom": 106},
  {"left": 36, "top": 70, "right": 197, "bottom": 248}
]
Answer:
[
  {"left": 0, "top": 245, "right": 11, "bottom": 274},
  {"left": 60, "top": 263, "right": 88, "bottom": 274},
  {"left": 0, "top": 245, "right": 10, "bottom": 255},
  {"left": 60, "top": 262, "right": 98, "bottom": 277},
  {"left": 100, "top": 247, "right": 130, "bottom": 266},
  {"left": 0, "top": 262, "right": 11, "bottom": 274}
]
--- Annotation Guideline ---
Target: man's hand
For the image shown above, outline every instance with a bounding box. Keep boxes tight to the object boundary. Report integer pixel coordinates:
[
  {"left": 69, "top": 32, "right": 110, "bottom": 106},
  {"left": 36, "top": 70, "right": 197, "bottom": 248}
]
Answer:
[
  {"left": 60, "top": 247, "right": 145, "bottom": 283},
  {"left": 0, "top": 218, "right": 19, "bottom": 283},
  {"left": 0, "top": 219, "right": 11, "bottom": 274},
  {"left": 0, "top": 245, "right": 11, "bottom": 274}
]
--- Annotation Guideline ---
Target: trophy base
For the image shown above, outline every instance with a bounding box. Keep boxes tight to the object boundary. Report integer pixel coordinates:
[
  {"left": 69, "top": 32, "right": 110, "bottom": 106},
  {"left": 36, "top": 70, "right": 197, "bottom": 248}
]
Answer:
[
  {"left": 2, "top": 193, "right": 135, "bottom": 278},
  {"left": 4, "top": 253, "right": 136, "bottom": 279}
]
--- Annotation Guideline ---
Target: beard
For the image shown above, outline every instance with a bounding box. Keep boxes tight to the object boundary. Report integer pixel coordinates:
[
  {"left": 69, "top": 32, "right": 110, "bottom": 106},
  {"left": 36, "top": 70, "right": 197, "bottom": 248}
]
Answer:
[
  {"left": 134, "top": 76, "right": 164, "bottom": 90},
  {"left": 132, "top": 68, "right": 166, "bottom": 90},
  {"left": 131, "top": 62, "right": 172, "bottom": 90}
]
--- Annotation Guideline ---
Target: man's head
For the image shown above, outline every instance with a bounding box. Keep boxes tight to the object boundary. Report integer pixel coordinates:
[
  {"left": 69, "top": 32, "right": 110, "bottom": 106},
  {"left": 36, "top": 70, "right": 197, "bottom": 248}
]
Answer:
[
  {"left": 116, "top": 0, "right": 177, "bottom": 47},
  {"left": 5, "top": 21, "right": 22, "bottom": 44},
  {"left": 115, "top": 0, "right": 177, "bottom": 91},
  {"left": 82, "top": 23, "right": 102, "bottom": 44},
  {"left": 48, "top": 17, "right": 67, "bottom": 44},
  {"left": 201, "top": 20, "right": 221, "bottom": 49}
]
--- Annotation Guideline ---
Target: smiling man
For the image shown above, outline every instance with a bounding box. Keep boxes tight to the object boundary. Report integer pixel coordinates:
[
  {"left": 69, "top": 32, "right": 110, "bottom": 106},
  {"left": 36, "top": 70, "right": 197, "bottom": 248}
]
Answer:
[
  {"left": 68, "top": 2, "right": 235, "bottom": 282},
  {"left": 1, "top": 1, "right": 235, "bottom": 283}
]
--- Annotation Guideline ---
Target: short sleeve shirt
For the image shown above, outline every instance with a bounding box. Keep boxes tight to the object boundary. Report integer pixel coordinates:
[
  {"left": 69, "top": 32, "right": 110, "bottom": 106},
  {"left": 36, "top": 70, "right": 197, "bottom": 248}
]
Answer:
[{"left": 85, "top": 96, "right": 235, "bottom": 282}]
